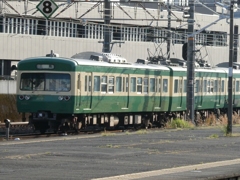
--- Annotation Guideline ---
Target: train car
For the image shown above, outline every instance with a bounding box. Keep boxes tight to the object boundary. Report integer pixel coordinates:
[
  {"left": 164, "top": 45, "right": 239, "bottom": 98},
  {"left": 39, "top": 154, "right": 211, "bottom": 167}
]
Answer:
[
  {"left": 16, "top": 51, "right": 240, "bottom": 133},
  {"left": 16, "top": 52, "right": 172, "bottom": 133}
]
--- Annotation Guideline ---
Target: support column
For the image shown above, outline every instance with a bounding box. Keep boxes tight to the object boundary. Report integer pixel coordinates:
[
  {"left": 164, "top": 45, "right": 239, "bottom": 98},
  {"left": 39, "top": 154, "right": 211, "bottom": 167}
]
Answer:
[
  {"left": 227, "top": 0, "right": 234, "bottom": 135},
  {"left": 186, "top": 0, "right": 195, "bottom": 124},
  {"left": 103, "top": 0, "right": 111, "bottom": 53}
]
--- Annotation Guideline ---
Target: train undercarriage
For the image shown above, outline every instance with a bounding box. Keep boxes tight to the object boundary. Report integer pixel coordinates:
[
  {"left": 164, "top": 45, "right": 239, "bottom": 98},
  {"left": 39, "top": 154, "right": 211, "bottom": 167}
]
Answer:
[{"left": 23, "top": 107, "right": 239, "bottom": 134}]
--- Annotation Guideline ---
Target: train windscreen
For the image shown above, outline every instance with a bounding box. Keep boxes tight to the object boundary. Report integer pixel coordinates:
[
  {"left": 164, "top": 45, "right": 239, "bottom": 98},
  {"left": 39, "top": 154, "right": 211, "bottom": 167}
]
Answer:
[{"left": 20, "top": 73, "right": 71, "bottom": 92}]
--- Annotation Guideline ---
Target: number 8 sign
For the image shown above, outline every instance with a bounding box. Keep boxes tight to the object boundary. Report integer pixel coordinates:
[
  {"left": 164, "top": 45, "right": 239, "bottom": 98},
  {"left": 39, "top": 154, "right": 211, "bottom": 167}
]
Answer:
[{"left": 36, "top": 0, "right": 59, "bottom": 19}]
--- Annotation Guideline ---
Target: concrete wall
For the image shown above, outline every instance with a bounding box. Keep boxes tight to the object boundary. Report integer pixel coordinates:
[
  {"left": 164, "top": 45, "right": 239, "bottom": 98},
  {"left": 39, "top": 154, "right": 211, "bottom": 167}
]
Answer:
[
  {"left": 0, "top": 81, "right": 16, "bottom": 94},
  {"left": 0, "top": 33, "right": 230, "bottom": 66}
]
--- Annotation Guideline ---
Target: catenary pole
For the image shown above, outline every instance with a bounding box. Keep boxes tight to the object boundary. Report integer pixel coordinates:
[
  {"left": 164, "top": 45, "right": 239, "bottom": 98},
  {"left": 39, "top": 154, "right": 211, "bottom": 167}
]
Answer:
[
  {"left": 187, "top": 0, "right": 195, "bottom": 124},
  {"left": 167, "top": 0, "right": 171, "bottom": 60},
  {"left": 227, "top": 0, "right": 234, "bottom": 135},
  {"left": 103, "top": 0, "right": 111, "bottom": 53}
]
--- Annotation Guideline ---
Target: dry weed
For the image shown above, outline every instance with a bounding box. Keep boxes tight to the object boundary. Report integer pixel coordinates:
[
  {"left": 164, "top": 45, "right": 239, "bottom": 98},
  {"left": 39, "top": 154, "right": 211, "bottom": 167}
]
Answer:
[{"left": 203, "top": 112, "right": 240, "bottom": 126}]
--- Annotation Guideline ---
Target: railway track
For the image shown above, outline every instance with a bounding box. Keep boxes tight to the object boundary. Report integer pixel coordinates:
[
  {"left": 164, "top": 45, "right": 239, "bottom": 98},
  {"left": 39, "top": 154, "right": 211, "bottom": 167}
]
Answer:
[
  {"left": 0, "top": 121, "right": 129, "bottom": 141},
  {"left": 0, "top": 122, "right": 34, "bottom": 135}
]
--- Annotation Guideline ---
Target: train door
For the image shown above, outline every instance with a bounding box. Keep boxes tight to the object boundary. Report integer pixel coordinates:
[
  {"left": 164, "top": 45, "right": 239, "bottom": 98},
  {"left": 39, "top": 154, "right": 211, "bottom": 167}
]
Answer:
[
  {"left": 158, "top": 76, "right": 162, "bottom": 108},
  {"left": 195, "top": 78, "right": 203, "bottom": 107},
  {"left": 199, "top": 77, "right": 203, "bottom": 107},
  {"left": 123, "top": 75, "right": 129, "bottom": 109},
  {"left": 83, "top": 73, "right": 92, "bottom": 110},
  {"left": 161, "top": 77, "right": 169, "bottom": 110},
  {"left": 233, "top": 78, "right": 236, "bottom": 105},
  {"left": 216, "top": 78, "right": 221, "bottom": 106},
  {"left": 175, "top": 77, "right": 183, "bottom": 108},
  {"left": 76, "top": 73, "right": 81, "bottom": 108}
]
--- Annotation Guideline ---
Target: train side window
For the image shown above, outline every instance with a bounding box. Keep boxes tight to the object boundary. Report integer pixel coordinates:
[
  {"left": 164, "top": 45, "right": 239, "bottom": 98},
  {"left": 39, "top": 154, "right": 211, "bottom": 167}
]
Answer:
[
  {"left": 143, "top": 78, "right": 148, "bottom": 93},
  {"left": 101, "top": 76, "right": 107, "bottom": 93},
  {"left": 85, "top": 75, "right": 91, "bottom": 92},
  {"left": 179, "top": 79, "right": 183, "bottom": 93},
  {"left": 150, "top": 78, "right": 155, "bottom": 92},
  {"left": 163, "top": 79, "right": 168, "bottom": 92},
  {"left": 236, "top": 80, "right": 240, "bottom": 92},
  {"left": 94, "top": 76, "right": 100, "bottom": 92},
  {"left": 183, "top": 79, "right": 187, "bottom": 93},
  {"left": 88, "top": 76, "right": 91, "bottom": 91},
  {"left": 137, "top": 77, "right": 142, "bottom": 93},
  {"left": 108, "top": 76, "right": 114, "bottom": 93},
  {"left": 174, "top": 79, "right": 178, "bottom": 93},
  {"left": 130, "top": 77, "right": 136, "bottom": 92},
  {"left": 207, "top": 80, "right": 210, "bottom": 93},
  {"left": 210, "top": 80, "right": 214, "bottom": 93},
  {"left": 221, "top": 80, "right": 224, "bottom": 92},
  {"left": 116, "top": 77, "right": 122, "bottom": 92}
]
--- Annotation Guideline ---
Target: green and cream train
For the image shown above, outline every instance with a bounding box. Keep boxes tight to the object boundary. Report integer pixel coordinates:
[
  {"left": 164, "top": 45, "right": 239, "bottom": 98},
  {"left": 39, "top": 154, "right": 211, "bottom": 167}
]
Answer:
[{"left": 16, "top": 52, "right": 239, "bottom": 133}]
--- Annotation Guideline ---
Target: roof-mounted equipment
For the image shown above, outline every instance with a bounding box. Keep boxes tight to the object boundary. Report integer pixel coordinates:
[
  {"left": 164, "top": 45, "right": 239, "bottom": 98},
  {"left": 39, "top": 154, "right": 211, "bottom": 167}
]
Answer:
[
  {"left": 46, "top": 50, "right": 59, "bottom": 57},
  {"left": 103, "top": 53, "right": 127, "bottom": 64}
]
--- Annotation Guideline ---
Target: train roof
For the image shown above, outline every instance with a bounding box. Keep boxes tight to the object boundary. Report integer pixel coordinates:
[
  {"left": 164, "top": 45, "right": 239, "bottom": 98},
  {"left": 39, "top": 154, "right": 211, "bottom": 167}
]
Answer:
[
  {"left": 71, "top": 51, "right": 170, "bottom": 71},
  {"left": 167, "top": 66, "right": 228, "bottom": 73},
  {"left": 18, "top": 52, "right": 238, "bottom": 75},
  {"left": 72, "top": 58, "right": 171, "bottom": 71}
]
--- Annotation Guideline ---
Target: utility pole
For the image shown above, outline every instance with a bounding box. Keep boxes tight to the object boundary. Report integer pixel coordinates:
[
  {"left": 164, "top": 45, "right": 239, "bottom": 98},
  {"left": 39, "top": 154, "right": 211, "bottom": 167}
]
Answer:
[
  {"left": 227, "top": 0, "right": 234, "bottom": 135},
  {"left": 186, "top": 0, "right": 195, "bottom": 124},
  {"left": 103, "top": 0, "right": 111, "bottom": 53},
  {"left": 167, "top": 0, "right": 171, "bottom": 59}
]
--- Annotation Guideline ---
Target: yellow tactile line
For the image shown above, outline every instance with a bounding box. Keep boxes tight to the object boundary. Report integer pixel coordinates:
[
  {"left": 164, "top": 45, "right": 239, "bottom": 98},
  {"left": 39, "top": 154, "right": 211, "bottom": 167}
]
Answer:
[{"left": 92, "top": 158, "right": 240, "bottom": 180}]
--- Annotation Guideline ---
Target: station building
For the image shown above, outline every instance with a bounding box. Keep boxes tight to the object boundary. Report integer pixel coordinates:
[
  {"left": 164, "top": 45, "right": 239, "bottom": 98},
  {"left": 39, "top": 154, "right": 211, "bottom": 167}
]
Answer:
[{"left": 0, "top": 0, "right": 239, "bottom": 78}]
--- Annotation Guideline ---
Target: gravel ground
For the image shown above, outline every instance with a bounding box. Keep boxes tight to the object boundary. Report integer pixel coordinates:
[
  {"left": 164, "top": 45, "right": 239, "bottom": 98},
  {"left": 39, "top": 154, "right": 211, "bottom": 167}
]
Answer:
[{"left": 1, "top": 126, "right": 240, "bottom": 180}]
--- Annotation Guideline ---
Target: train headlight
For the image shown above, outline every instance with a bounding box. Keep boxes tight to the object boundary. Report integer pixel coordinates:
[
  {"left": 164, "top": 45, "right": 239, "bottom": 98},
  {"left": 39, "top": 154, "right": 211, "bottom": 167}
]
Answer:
[
  {"left": 64, "top": 96, "right": 70, "bottom": 101},
  {"left": 19, "top": 95, "right": 24, "bottom": 100},
  {"left": 38, "top": 113, "right": 43, "bottom": 118},
  {"left": 25, "top": 95, "right": 31, "bottom": 100},
  {"left": 58, "top": 96, "right": 64, "bottom": 101}
]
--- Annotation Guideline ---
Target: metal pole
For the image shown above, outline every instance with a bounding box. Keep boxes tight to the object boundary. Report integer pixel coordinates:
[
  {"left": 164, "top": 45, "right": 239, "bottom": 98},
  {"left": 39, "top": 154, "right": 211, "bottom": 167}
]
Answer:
[
  {"left": 187, "top": 0, "right": 195, "bottom": 124},
  {"left": 4, "top": 119, "right": 11, "bottom": 141},
  {"left": 167, "top": 0, "right": 171, "bottom": 60},
  {"left": 1, "top": 60, "right": 4, "bottom": 76},
  {"left": 227, "top": 0, "right": 234, "bottom": 135},
  {"left": 6, "top": 127, "right": 9, "bottom": 140},
  {"left": 103, "top": 0, "right": 111, "bottom": 53}
]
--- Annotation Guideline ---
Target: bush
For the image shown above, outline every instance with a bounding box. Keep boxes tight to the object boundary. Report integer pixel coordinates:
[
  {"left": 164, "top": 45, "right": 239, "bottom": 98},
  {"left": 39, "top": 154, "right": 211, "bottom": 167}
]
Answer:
[{"left": 166, "top": 118, "right": 194, "bottom": 129}]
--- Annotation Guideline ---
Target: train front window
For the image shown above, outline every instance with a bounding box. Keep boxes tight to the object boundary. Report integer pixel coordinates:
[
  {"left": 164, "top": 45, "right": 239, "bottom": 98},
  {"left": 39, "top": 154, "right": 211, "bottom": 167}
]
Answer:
[{"left": 20, "top": 73, "right": 71, "bottom": 92}]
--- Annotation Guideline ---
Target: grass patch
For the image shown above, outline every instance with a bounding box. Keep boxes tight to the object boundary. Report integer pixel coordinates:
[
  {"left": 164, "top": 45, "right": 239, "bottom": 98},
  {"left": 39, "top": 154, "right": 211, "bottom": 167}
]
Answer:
[
  {"left": 209, "top": 134, "right": 219, "bottom": 138},
  {"left": 219, "top": 125, "right": 233, "bottom": 137},
  {"left": 125, "top": 131, "right": 131, "bottom": 135},
  {"left": 101, "top": 132, "right": 115, "bottom": 136},
  {"left": 166, "top": 118, "right": 194, "bottom": 129},
  {"left": 100, "top": 144, "right": 120, "bottom": 148},
  {"left": 220, "top": 125, "right": 228, "bottom": 136},
  {"left": 136, "top": 129, "right": 148, "bottom": 135}
]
